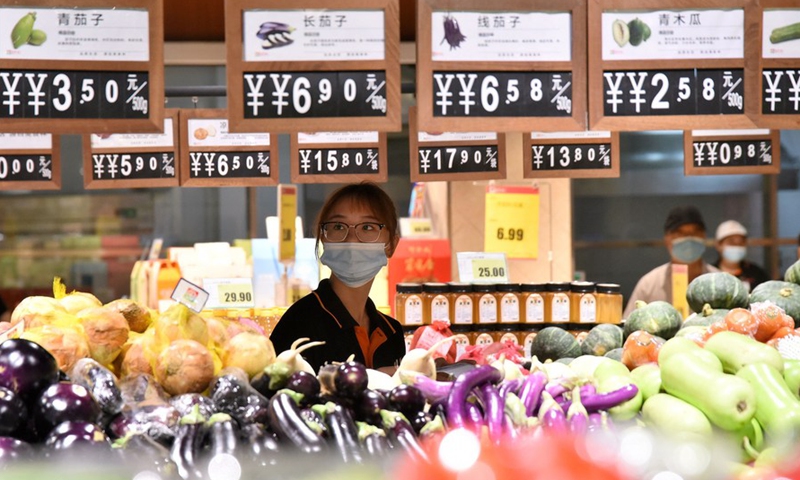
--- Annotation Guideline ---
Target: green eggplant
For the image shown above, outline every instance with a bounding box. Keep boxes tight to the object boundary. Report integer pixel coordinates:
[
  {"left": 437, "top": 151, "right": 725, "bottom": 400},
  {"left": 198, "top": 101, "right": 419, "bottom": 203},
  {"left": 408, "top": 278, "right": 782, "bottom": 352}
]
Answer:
[
  {"left": 704, "top": 331, "right": 784, "bottom": 374},
  {"left": 783, "top": 359, "right": 800, "bottom": 400},
  {"left": 658, "top": 336, "right": 722, "bottom": 371},
  {"left": 641, "top": 393, "right": 713, "bottom": 439},
  {"left": 736, "top": 363, "right": 800, "bottom": 440},
  {"left": 630, "top": 363, "right": 661, "bottom": 400}
]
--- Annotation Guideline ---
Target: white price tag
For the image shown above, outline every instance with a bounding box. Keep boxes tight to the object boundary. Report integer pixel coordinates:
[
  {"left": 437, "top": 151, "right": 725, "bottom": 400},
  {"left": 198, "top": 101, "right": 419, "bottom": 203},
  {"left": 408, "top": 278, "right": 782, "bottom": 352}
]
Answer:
[
  {"left": 171, "top": 278, "right": 209, "bottom": 313},
  {"left": 457, "top": 252, "right": 509, "bottom": 283}
]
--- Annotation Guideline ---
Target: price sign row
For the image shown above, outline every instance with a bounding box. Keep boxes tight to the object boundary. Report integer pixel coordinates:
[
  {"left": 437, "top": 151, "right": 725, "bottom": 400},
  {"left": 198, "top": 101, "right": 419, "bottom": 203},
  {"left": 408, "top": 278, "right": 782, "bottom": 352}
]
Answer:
[
  {"left": 432, "top": 71, "right": 573, "bottom": 117},
  {"left": 762, "top": 69, "right": 800, "bottom": 115},
  {"left": 603, "top": 69, "right": 745, "bottom": 117},
  {"left": 418, "top": 145, "right": 499, "bottom": 175},
  {"left": 0, "top": 155, "right": 53, "bottom": 182},
  {"left": 91, "top": 153, "right": 176, "bottom": 181},
  {"left": 530, "top": 144, "right": 612, "bottom": 171},
  {"left": 692, "top": 140, "right": 772, "bottom": 168},
  {"left": 188, "top": 151, "right": 271, "bottom": 179},
  {"left": 243, "top": 71, "right": 387, "bottom": 119},
  {"left": 297, "top": 148, "right": 379, "bottom": 176},
  {"left": 0, "top": 70, "right": 149, "bottom": 119}
]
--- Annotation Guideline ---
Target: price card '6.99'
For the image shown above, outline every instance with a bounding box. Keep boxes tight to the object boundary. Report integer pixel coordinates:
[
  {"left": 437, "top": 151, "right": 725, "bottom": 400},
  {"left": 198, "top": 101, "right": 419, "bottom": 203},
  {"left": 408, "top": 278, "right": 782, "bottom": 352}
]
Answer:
[{"left": 484, "top": 184, "right": 539, "bottom": 259}]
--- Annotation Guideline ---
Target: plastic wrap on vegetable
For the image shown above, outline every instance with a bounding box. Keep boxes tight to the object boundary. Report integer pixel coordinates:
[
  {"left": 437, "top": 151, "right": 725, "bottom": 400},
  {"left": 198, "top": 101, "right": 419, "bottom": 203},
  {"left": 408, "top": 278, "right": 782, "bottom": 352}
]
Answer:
[
  {"left": 70, "top": 357, "right": 124, "bottom": 417},
  {"left": 441, "top": 15, "right": 466, "bottom": 50}
]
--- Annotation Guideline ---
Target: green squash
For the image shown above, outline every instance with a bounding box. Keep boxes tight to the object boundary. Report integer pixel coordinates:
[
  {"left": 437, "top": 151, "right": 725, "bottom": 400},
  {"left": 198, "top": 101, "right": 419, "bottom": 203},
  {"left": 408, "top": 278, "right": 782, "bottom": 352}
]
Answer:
[
  {"left": 750, "top": 281, "right": 800, "bottom": 327},
  {"left": 604, "top": 348, "right": 624, "bottom": 362},
  {"left": 530, "top": 326, "right": 581, "bottom": 361},
  {"left": 785, "top": 259, "right": 800, "bottom": 286},
  {"left": 624, "top": 300, "right": 682, "bottom": 340},
  {"left": 686, "top": 272, "right": 749, "bottom": 313},
  {"left": 682, "top": 303, "right": 729, "bottom": 328},
  {"left": 581, "top": 324, "right": 624, "bottom": 356}
]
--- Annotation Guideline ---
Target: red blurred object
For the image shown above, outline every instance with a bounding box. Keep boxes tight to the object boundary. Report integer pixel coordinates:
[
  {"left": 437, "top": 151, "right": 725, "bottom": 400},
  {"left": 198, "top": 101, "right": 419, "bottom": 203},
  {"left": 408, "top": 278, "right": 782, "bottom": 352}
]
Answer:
[
  {"left": 388, "top": 238, "right": 451, "bottom": 316},
  {"left": 458, "top": 341, "right": 524, "bottom": 366},
  {"left": 410, "top": 321, "right": 457, "bottom": 363}
]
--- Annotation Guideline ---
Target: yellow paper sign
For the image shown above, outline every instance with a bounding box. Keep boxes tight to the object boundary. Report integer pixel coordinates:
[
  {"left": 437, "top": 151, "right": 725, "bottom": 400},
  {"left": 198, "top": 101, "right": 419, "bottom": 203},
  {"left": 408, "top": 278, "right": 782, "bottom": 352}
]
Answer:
[
  {"left": 278, "top": 184, "right": 297, "bottom": 261},
  {"left": 218, "top": 282, "right": 255, "bottom": 308},
  {"left": 484, "top": 185, "right": 539, "bottom": 259},
  {"left": 671, "top": 263, "right": 689, "bottom": 319}
]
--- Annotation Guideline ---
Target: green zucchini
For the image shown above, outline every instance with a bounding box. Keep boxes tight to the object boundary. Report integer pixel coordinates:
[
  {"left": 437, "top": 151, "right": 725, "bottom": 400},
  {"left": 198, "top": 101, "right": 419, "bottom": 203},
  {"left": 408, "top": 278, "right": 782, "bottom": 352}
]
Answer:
[{"left": 770, "top": 22, "right": 800, "bottom": 44}]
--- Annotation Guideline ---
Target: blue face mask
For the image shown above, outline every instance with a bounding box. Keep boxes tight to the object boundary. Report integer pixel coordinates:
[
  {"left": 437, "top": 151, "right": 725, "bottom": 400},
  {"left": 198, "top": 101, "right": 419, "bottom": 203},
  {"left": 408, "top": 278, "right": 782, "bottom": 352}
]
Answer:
[
  {"left": 671, "top": 237, "right": 706, "bottom": 263},
  {"left": 320, "top": 242, "right": 388, "bottom": 288},
  {"left": 722, "top": 245, "right": 747, "bottom": 263}
]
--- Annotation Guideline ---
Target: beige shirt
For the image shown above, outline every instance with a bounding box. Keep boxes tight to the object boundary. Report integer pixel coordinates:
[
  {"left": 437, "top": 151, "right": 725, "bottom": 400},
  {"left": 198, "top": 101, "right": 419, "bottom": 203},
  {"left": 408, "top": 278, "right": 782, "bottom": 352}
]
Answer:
[{"left": 623, "top": 262, "right": 720, "bottom": 318}]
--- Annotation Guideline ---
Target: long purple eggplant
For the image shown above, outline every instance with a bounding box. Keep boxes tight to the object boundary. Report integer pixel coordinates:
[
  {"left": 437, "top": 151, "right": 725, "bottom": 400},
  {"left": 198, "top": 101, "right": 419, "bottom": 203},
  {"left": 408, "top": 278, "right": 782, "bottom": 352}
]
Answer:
[
  {"left": 380, "top": 410, "right": 429, "bottom": 464},
  {"left": 399, "top": 371, "right": 453, "bottom": 404},
  {"left": 446, "top": 366, "right": 502, "bottom": 429},
  {"left": 357, "top": 421, "right": 390, "bottom": 457},
  {"left": 538, "top": 392, "right": 567, "bottom": 434},
  {"left": 556, "top": 384, "right": 597, "bottom": 411},
  {"left": 518, "top": 371, "right": 547, "bottom": 417},
  {"left": 581, "top": 384, "right": 638, "bottom": 412},
  {"left": 566, "top": 388, "right": 588, "bottom": 435},
  {"left": 480, "top": 383, "right": 504, "bottom": 445},
  {"left": 498, "top": 378, "right": 523, "bottom": 399},
  {"left": 465, "top": 401, "right": 484, "bottom": 429},
  {"left": 267, "top": 390, "right": 326, "bottom": 454}
]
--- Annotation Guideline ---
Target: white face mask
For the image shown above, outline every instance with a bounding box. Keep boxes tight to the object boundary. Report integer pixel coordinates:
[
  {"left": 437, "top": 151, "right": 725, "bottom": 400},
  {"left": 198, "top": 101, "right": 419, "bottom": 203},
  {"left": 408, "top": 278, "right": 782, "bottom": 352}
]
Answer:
[
  {"left": 320, "top": 242, "right": 388, "bottom": 288},
  {"left": 722, "top": 245, "right": 747, "bottom": 263}
]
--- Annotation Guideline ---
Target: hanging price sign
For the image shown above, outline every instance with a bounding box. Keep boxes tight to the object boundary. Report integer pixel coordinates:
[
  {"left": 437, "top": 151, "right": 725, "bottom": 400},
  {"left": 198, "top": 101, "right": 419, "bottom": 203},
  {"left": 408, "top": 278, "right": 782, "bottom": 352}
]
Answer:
[
  {"left": 757, "top": 2, "right": 800, "bottom": 128},
  {"left": 0, "top": 0, "right": 164, "bottom": 134},
  {"left": 684, "top": 129, "right": 780, "bottom": 175},
  {"left": 82, "top": 109, "right": 180, "bottom": 189},
  {"left": 278, "top": 184, "right": 297, "bottom": 262},
  {"left": 524, "top": 130, "right": 620, "bottom": 179},
  {"left": 0, "top": 133, "right": 61, "bottom": 191},
  {"left": 588, "top": 0, "right": 759, "bottom": 131},
  {"left": 457, "top": 252, "right": 509, "bottom": 283},
  {"left": 224, "top": 0, "right": 401, "bottom": 133},
  {"left": 290, "top": 131, "right": 387, "bottom": 183},
  {"left": 484, "top": 184, "right": 539, "bottom": 259},
  {"left": 179, "top": 109, "right": 278, "bottom": 187}
]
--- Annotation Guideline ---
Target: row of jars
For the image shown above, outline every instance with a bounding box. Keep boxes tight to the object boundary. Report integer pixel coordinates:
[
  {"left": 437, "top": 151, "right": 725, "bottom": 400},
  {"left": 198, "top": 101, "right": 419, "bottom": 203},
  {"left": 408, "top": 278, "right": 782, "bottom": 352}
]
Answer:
[{"left": 395, "top": 281, "right": 623, "bottom": 327}]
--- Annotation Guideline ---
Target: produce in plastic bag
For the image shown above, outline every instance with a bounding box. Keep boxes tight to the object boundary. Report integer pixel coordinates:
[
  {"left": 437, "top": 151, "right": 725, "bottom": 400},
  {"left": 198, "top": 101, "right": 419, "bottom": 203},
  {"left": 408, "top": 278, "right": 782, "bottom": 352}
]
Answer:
[
  {"left": 77, "top": 306, "right": 130, "bottom": 366},
  {"left": 154, "top": 339, "right": 215, "bottom": 396},
  {"left": 20, "top": 324, "right": 90, "bottom": 371},
  {"left": 153, "top": 303, "right": 209, "bottom": 347},
  {"left": 222, "top": 331, "right": 276, "bottom": 378},
  {"left": 106, "top": 298, "right": 153, "bottom": 333}
]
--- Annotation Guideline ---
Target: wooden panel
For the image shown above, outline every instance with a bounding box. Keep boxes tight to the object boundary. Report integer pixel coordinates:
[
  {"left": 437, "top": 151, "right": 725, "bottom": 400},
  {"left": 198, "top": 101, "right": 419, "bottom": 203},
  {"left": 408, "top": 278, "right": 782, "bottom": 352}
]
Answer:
[{"left": 164, "top": 1, "right": 224, "bottom": 42}]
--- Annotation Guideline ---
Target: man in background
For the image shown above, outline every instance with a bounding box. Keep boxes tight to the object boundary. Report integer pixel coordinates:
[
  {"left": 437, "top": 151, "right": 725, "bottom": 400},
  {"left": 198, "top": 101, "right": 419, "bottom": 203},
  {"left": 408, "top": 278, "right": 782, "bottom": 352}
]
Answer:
[{"left": 713, "top": 220, "right": 770, "bottom": 292}]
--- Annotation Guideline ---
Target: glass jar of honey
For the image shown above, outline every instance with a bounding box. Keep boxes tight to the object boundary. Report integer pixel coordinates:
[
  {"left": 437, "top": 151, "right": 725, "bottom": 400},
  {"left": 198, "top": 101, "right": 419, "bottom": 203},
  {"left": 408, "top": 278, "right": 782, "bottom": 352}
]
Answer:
[
  {"left": 422, "top": 282, "right": 450, "bottom": 324},
  {"left": 474, "top": 326, "right": 496, "bottom": 347},
  {"left": 450, "top": 325, "right": 472, "bottom": 361},
  {"left": 569, "top": 282, "right": 597, "bottom": 324},
  {"left": 523, "top": 330, "right": 539, "bottom": 358},
  {"left": 521, "top": 283, "right": 546, "bottom": 324},
  {"left": 498, "top": 326, "right": 520, "bottom": 346},
  {"left": 496, "top": 283, "right": 521, "bottom": 325},
  {"left": 447, "top": 282, "right": 475, "bottom": 326},
  {"left": 395, "top": 283, "right": 424, "bottom": 327},
  {"left": 596, "top": 283, "right": 623, "bottom": 324},
  {"left": 474, "top": 283, "right": 498, "bottom": 325},
  {"left": 544, "top": 282, "right": 571, "bottom": 323}
]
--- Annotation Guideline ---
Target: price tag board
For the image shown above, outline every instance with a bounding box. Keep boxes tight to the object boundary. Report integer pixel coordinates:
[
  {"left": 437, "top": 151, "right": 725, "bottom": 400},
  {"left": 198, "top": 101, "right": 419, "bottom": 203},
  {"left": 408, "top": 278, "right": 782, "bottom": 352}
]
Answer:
[
  {"left": 457, "top": 252, "right": 509, "bottom": 283},
  {"left": 684, "top": 129, "right": 780, "bottom": 175},
  {"left": 224, "top": 0, "right": 401, "bottom": 133},
  {"left": 0, "top": 133, "right": 61, "bottom": 190},
  {"left": 178, "top": 109, "right": 278, "bottom": 187},
  {"left": 290, "top": 131, "right": 387, "bottom": 183},
  {"left": 416, "top": 0, "right": 588, "bottom": 132},
  {"left": 0, "top": 0, "right": 164, "bottom": 134},
  {"left": 278, "top": 184, "right": 297, "bottom": 262},
  {"left": 171, "top": 278, "right": 209, "bottom": 313},
  {"left": 82, "top": 109, "right": 180, "bottom": 189},
  {"left": 484, "top": 184, "right": 539, "bottom": 259},
  {"left": 203, "top": 278, "right": 255, "bottom": 309},
  {"left": 523, "top": 130, "right": 620, "bottom": 179},
  {"left": 408, "top": 106, "right": 506, "bottom": 182},
  {"left": 588, "top": 0, "right": 759, "bottom": 131},
  {"left": 758, "top": 1, "right": 800, "bottom": 128}
]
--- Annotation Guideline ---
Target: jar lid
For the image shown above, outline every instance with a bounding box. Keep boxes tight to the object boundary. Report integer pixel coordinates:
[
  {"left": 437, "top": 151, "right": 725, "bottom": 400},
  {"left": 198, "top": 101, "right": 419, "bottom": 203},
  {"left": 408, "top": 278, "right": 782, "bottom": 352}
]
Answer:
[
  {"left": 596, "top": 283, "right": 621, "bottom": 294},
  {"left": 447, "top": 282, "right": 473, "bottom": 293},
  {"left": 476, "top": 326, "right": 495, "bottom": 333},
  {"left": 521, "top": 283, "right": 546, "bottom": 293},
  {"left": 450, "top": 324, "right": 473, "bottom": 334},
  {"left": 423, "top": 282, "right": 449, "bottom": 293},
  {"left": 396, "top": 283, "right": 423, "bottom": 294},
  {"left": 570, "top": 281, "right": 596, "bottom": 293},
  {"left": 473, "top": 283, "right": 496, "bottom": 293},
  {"left": 495, "top": 283, "right": 520, "bottom": 292},
  {"left": 546, "top": 282, "right": 571, "bottom": 292}
]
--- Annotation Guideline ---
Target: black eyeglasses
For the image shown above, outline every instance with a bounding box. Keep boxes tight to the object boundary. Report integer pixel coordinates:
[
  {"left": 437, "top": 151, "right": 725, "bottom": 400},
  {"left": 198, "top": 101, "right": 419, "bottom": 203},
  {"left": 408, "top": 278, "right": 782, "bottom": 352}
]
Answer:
[{"left": 320, "top": 222, "right": 385, "bottom": 243}]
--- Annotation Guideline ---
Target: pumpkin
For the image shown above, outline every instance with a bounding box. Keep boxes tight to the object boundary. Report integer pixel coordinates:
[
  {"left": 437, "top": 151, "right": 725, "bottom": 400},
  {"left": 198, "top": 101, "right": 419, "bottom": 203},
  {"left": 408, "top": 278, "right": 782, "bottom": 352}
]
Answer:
[
  {"left": 529, "top": 326, "right": 581, "bottom": 361},
  {"left": 686, "top": 272, "right": 749, "bottom": 313},
  {"left": 604, "top": 348, "right": 623, "bottom": 362},
  {"left": 624, "top": 300, "right": 683, "bottom": 340},
  {"left": 581, "top": 324, "right": 624, "bottom": 356},
  {"left": 682, "top": 304, "right": 729, "bottom": 329},
  {"left": 750, "top": 281, "right": 800, "bottom": 328},
  {"left": 785, "top": 259, "right": 800, "bottom": 285}
]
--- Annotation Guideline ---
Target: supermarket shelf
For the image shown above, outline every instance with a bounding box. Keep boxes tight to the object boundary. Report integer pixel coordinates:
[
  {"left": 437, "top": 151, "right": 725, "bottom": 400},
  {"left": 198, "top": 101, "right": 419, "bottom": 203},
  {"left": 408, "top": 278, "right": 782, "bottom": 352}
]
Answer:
[{"left": 0, "top": 248, "right": 144, "bottom": 259}]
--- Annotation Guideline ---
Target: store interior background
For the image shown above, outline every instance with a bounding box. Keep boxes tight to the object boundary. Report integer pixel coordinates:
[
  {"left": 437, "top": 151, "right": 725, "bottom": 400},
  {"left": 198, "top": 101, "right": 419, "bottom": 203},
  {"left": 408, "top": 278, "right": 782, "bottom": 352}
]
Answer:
[{"left": 1, "top": 1, "right": 799, "bottom": 311}]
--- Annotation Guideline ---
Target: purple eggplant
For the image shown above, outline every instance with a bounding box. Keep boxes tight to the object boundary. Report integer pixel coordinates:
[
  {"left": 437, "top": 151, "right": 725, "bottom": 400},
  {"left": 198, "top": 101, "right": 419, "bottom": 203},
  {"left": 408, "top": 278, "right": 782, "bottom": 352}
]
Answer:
[
  {"left": 357, "top": 421, "right": 390, "bottom": 457},
  {"left": 319, "top": 402, "right": 363, "bottom": 464},
  {"left": 381, "top": 410, "right": 429, "bottom": 463},
  {"left": 518, "top": 371, "right": 548, "bottom": 417},
  {"left": 538, "top": 392, "right": 567, "bottom": 434},
  {"left": 465, "top": 400, "right": 484, "bottom": 429},
  {"left": 267, "top": 390, "right": 326, "bottom": 454},
  {"left": 418, "top": 415, "right": 446, "bottom": 441},
  {"left": 567, "top": 387, "right": 589, "bottom": 435},
  {"left": 250, "top": 369, "right": 282, "bottom": 399},
  {"left": 0, "top": 436, "right": 33, "bottom": 465},
  {"left": 240, "top": 423, "right": 280, "bottom": 467},
  {"left": 0, "top": 338, "right": 59, "bottom": 402},
  {"left": 36, "top": 382, "right": 101, "bottom": 435},
  {"left": 113, "top": 432, "right": 176, "bottom": 476},
  {"left": 445, "top": 365, "right": 502, "bottom": 429},
  {"left": 399, "top": 372, "right": 453, "bottom": 403},
  {"left": 499, "top": 378, "right": 524, "bottom": 399},
  {"left": 408, "top": 410, "right": 433, "bottom": 435},
  {"left": 301, "top": 407, "right": 328, "bottom": 436},
  {"left": 480, "top": 383, "right": 505, "bottom": 445},
  {"left": 388, "top": 384, "right": 426, "bottom": 417},
  {"left": 211, "top": 369, "right": 270, "bottom": 426},
  {"left": 170, "top": 393, "right": 217, "bottom": 419},
  {"left": 0, "top": 387, "right": 26, "bottom": 437},
  {"left": 45, "top": 420, "right": 110, "bottom": 453},
  {"left": 69, "top": 358, "right": 123, "bottom": 417},
  {"left": 588, "top": 411, "right": 613, "bottom": 432},
  {"left": 581, "top": 384, "right": 639, "bottom": 412},
  {"left": 170, "top": 407, "right": 207, "bottom": 480},
  {"left": 106, "top": 404, "right": 180, "bottom": 446},
  {"left": 205, "top": 413, "right": 239, "bottom": 458},
  {"left": 334, "top": 362, "right": 369, "bottom": 400},
  {"left": 286, "top": 371, "right": 321, "bottom": 402},
  {"left": 119, "top": 373, "right": 170, "bottom": 406},
  {"left": 354, "top": 389, "right": 388, "bottom": 425}
]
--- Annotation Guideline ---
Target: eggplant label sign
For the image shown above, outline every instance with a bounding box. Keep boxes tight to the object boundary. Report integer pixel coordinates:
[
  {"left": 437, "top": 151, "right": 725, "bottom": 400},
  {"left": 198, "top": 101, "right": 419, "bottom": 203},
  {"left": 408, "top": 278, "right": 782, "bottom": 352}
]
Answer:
[
  {"left": 683, "top": 129, "right": 780, "bottom": 175},
  {"left": 0, "top": 133, "right": 60, "bottom": 190},
  {"left": 758, "top": 6, "right": 800, "bottom": 127},
  {"left": 290, "top": 131, "right": 387, "bottom": 183},
  {"left": 523, "top": 131, "right": 620, "bottom": 179}
]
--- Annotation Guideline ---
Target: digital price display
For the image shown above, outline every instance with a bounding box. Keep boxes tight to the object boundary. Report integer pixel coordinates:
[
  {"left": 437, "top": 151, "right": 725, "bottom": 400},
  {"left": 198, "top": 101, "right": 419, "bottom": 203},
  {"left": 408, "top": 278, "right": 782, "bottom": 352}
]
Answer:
[
  {"left": 0, "top": 133, "right": 61, "bottom": 191},
  {"left": 683, "top": 129, "right": 780, "bottom": 175},
  {"left": 82, "top": 110, "right": 180, "bottom": 189},
  {"left": 0, "top": 1, "right": 164, "bottom": 134},
  {"left": 225, "top": 0, "right": 401, "bottom": 132},
  {"left": 408, "top": 106, "right": 506, "bottom": 182},
  {"left": 524, "top": 131, "right": 620, "bottom": 179},
  {"left": 588, "top": 2, "right": 759, "bottom": 130},
  {"left": 290, "top": 131, "right": 387, "bottom": 183},
  {"left": 416, "top": 0, "right": 588, "bottom": 132},
  {"left": 179, "top": 109, "right": 278, "bottom": 187}
]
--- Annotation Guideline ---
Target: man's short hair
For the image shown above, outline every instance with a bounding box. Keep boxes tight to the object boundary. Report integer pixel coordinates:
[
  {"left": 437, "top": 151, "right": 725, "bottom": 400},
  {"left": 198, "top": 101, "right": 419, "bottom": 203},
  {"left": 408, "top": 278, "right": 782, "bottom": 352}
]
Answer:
[{"left": 664, "top": 205, "right": 706, "bottom": 234}]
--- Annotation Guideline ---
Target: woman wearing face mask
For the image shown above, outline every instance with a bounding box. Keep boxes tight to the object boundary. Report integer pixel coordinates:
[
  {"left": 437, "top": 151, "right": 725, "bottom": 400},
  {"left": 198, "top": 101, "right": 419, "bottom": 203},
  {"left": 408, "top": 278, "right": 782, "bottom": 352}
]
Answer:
[
  {"left": 713, "top": 220, "right": 769, "bottom": 292},
  {"left": 623, "top": 206, "right": 719, "bottom": 318},
  {"left": 269, "top": 182, "right": 404, "bottom": 374}
]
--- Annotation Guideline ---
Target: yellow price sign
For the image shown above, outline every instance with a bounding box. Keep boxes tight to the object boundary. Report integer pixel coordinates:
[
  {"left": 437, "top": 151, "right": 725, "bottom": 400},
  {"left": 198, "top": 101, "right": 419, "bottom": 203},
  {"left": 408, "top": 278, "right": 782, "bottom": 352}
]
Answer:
[
  {"left": 216, "top": 280, "right": 255, "bottom": 308},
  {"left": 484, "top": 185, "right": 539, "bottom": 259},
  {"left": 410, "top": 219, "right": 433, "bottom": 235},
  {"left": 671, "top": 264, "right": 689, "bottom": 319},
  {"left": 278, "top": 184, "right": 297, "bottom": 261}
]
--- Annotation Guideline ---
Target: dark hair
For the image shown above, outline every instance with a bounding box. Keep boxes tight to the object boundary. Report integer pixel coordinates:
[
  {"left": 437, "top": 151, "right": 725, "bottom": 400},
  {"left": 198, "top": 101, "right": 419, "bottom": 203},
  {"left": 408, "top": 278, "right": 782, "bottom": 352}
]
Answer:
[
  {"left": 314, "top": 181, "right": 399, "bottom": 246},
  {"left": 664, "top": 205, "right": 706, "bottom": 234}
]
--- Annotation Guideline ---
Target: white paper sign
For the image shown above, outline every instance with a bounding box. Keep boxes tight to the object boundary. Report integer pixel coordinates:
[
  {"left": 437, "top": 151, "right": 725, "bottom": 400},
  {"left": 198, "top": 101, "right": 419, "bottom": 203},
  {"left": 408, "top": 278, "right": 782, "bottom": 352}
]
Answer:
[
  {"left": 0, "top": 7, "right": 149, "bottom": 61},
  {"left": 457, "top": 252, "right": 509, "bottom": 283},
  {"left": 187, "top": 119, "right": 271, "bottom": 147},
  {"left": 0, "top": 133, "right": 52, "bottom": 150},
  {"left": 601, "top": 9, "right": 744, "bottom": 61},
  {"left": 90, "top": 118, "right": 174, "bottom": 149},
  {"left": 297, "top": 131, "right": 378, "bottom": 144},
  {"left": 418, "top": 132, "right": 497, "bottom": 143},
  {"left": 242, "top": 9, "right": 385, "bottom": 62},
  {"left": 692, "top": 129, "right": 770, "bottom": 137},
  {"left": 762, "top": 9, "right": 800, "bottom": 58},
  {"left": 531, "top": 131, "right": 612, "bottom": 140},
  {"left": 171, "top": 278, "right": 209, "bottom": 313},
  {"left": 431, "top": 11, "right": 572, "bottom": 62}
]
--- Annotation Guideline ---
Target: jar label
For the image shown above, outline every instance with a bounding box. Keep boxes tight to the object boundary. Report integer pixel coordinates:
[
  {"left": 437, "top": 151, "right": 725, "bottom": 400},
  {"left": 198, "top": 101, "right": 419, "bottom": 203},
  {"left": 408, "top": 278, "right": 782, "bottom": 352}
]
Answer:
[
  {"left": 475, "top": 333, "right": 495, "bottom": 345},
  {"left": 552, "top": 293, "right": 570, "bottom": 323},
  {"left": 500, "top": 293, "right": 520, "bottom": 323},
  {"left": 523, "top": 332, "right": 538, "bottom": 358},
  {"left": 431, "top": 294, "right": 450, "bottom": 322},
  {"left": 453, "top": 333, "right": 470, "bottom": 360},
  {"left": 478, "top": 294, "right": 497, "bottom": 323},
  {"left": 580, "top": 294, "right": 597, "bottom": 323},
  {"left": 525, "top": 294, "right": 544, "bottom": 323},
  {"left": 500, "top": 332, "right": 519, "bottom": 345},
  {"left": 404, "top": 295, "right": 423, "bottom": 325},
  {"left": 454, "top": 294, "right": 473, "bottom": 324}
]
